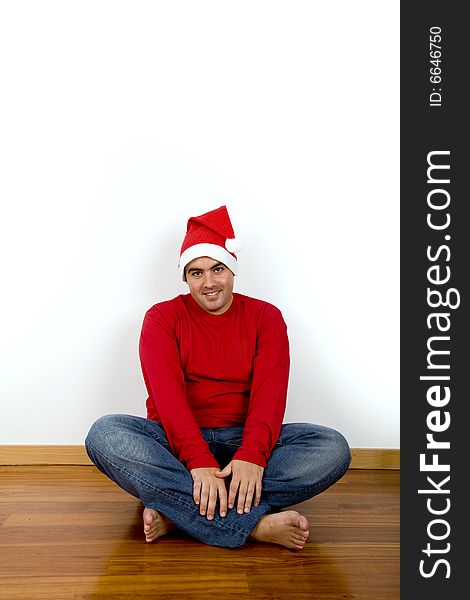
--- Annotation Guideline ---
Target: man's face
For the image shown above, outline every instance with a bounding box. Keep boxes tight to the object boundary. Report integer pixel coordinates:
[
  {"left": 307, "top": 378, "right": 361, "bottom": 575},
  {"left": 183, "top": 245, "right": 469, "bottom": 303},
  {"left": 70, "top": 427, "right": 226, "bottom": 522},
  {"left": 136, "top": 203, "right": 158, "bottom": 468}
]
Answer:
[{"left": 185, "top": 256, "right": 234, "bottom": 315}]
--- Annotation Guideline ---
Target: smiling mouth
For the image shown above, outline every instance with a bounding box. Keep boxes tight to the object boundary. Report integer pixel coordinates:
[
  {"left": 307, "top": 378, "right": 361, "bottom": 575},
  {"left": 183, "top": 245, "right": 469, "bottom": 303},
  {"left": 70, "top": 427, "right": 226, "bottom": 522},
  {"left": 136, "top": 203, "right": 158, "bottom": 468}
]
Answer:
[{"left": 203, "top": 290, "right": 221, "bottom": 297}]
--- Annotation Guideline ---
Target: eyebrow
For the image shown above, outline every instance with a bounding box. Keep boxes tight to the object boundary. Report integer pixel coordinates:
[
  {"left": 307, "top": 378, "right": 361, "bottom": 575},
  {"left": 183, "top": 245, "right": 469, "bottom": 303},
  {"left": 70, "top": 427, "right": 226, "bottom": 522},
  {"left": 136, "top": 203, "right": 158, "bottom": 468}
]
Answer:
[{"left": 187, "top": 262, "right": 224, "bottom": 273}]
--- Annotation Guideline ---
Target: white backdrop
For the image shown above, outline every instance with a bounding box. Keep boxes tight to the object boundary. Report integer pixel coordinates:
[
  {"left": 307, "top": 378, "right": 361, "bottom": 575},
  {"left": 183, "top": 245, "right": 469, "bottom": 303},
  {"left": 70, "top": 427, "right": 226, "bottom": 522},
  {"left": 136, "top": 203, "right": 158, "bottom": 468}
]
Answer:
[{"left": 0, "top": 1, "right": 399, "bottom": 447}]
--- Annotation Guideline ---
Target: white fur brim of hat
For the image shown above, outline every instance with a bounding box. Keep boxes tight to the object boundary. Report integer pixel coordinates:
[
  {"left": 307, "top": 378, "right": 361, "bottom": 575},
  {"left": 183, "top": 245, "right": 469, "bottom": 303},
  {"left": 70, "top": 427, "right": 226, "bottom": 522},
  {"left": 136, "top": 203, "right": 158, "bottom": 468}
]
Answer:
[{"left": 179, "top": 242, "right": 240, "bottom": 281}]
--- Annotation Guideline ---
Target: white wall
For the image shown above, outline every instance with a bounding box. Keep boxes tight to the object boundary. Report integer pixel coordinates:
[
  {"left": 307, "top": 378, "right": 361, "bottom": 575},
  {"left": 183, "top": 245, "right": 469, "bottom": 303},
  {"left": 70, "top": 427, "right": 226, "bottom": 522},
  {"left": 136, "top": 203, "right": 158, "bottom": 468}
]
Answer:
[{"left": 0, "top": 1, "right": 399, "bottom": 448}]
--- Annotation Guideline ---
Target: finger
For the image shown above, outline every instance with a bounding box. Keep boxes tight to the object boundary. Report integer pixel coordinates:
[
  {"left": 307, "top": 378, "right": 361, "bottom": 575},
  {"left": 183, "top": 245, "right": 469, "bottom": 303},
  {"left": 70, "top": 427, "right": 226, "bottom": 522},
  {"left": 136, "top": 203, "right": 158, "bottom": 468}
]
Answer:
[
  {"left": 228, "top": 479, "right": 239, "bottom": 509},
  {"left": 230, "top": 484, "right": 241, "bottom": 510},
  {"left": 243, "top": 482, "right": 256, "bottom": 513},
  {"left": 218, "top": 483, "right": 228, "bottom": 517},
  {"left": 215, "top": 464, "right": 231, "bottom": 478},
  {"left": 199, "top": 482, "right": 209, "bottom": 516},
  {"left": 206, "top": 486, "right": 218, "bottom": 520},
  {"left": 237, "top": 483, "right": 248, "bottom": 514},
  {"left": 193, "top": 480, "right": 201, "bottom": 505}
]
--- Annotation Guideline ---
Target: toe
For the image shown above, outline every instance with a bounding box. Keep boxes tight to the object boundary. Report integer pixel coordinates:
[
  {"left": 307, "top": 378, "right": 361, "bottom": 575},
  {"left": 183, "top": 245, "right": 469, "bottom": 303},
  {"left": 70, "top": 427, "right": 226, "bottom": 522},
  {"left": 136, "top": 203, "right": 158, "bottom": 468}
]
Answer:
[
  {"left": 143, "top": 508, "right": 157, "bottom": 521},
  {"left": 298, "top": 517, "right": 309, "bottom": 533},
  {"left": 291, "top": 542, "right": 305, "bottom": 550}
]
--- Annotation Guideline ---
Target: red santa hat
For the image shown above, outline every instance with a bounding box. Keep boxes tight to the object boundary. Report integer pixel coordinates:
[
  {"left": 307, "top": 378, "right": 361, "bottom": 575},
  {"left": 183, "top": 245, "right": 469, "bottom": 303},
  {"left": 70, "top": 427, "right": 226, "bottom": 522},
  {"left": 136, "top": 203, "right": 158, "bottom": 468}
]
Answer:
[{"left": 178, "top": 205, "right": 243, "bottom": 280}]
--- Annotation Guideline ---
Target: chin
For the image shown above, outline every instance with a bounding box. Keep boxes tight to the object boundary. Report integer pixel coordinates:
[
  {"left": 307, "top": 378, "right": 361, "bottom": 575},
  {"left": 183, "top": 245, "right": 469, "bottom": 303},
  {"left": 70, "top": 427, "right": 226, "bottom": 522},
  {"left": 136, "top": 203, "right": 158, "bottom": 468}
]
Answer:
[
  {"left": 204, "top": 301, "right": 224, "bottom": 312},
  {"left": 200, "top": 296, "right": 226, "bottom": 312}
]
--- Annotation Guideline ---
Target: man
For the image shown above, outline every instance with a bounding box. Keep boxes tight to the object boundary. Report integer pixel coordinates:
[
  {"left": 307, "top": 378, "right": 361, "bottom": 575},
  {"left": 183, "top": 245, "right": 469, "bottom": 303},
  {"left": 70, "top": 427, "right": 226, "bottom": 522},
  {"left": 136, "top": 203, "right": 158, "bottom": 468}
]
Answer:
[{"left": 85, "top": 205, "right": 351, "bottom": 550}]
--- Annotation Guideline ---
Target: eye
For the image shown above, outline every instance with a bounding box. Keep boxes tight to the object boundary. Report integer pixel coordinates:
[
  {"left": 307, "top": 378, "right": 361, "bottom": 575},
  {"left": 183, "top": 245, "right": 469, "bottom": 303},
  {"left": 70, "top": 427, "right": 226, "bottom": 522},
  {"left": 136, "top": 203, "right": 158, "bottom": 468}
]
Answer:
[
  {"left": 191, "top": 271, "right": 203, "bottom": 278},
  {"left": 213, "top": 266, "right": 224, "bottom": 274}
]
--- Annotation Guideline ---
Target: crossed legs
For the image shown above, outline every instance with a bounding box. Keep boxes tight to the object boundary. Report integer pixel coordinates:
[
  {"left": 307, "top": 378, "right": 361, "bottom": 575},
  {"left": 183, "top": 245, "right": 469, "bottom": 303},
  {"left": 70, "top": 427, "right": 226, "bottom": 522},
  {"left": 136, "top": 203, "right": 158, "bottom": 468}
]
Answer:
[{"left": 85, "top": 415, "right": 351, "bottom": 549}]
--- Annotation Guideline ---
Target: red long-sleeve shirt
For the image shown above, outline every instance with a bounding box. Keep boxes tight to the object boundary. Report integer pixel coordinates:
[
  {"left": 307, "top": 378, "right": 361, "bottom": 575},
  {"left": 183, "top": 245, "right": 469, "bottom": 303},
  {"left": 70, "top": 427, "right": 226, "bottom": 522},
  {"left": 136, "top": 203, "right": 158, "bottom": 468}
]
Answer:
[{"left": 139, "top": 292, "right": 290, "bottom": 472}]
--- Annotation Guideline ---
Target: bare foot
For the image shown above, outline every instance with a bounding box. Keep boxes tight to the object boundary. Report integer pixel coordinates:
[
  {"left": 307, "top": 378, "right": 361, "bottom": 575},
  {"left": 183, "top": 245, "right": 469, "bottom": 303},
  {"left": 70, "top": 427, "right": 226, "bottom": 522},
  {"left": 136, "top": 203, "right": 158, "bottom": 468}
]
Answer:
[
  {"left": 249, "top": 510, "right": 310, "bottom": 550},
  {"left": 143, "top": 507, "right": 176, "bottom": 543}
]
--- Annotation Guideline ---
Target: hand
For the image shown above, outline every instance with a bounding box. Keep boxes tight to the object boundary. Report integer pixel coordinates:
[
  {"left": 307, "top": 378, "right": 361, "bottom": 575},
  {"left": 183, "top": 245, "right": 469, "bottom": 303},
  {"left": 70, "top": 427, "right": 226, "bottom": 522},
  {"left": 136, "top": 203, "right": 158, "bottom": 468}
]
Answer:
[
  {"left": 189, "top": 467, "right": 228, "bottom": 520},
  {"left": 215, "top": 459, "right": 264, "bottom": 515}
]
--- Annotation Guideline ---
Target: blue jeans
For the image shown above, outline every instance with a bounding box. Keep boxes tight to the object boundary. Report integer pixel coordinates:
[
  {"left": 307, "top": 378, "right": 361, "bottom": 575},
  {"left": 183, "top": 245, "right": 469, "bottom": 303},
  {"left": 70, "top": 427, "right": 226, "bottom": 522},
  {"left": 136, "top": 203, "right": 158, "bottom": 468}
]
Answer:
[{"left": 85, "top": 414, "right": 351, "bottom": 549}]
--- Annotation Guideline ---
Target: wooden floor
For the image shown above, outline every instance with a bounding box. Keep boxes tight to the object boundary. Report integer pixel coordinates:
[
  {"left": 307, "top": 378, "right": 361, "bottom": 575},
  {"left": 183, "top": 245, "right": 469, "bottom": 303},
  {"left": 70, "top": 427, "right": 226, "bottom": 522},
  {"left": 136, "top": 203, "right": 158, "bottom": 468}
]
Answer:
[{"left": 0, "top": 466, "right": 399, "bottom": 600}]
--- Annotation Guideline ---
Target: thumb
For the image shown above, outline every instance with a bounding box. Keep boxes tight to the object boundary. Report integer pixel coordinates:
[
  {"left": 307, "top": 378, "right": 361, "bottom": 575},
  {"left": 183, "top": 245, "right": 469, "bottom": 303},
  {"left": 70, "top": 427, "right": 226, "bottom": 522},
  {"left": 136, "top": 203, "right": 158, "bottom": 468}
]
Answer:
[{"left": 215, "top": 462, "right": 232, "bottom": 478}]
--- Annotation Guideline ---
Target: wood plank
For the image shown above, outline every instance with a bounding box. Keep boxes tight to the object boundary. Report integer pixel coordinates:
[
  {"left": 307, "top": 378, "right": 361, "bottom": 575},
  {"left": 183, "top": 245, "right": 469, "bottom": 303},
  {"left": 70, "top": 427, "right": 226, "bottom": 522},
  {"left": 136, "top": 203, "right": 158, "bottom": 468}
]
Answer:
[
  {"left": 0, "top": 466, "right": 399, "bottom": 599},
  {"left": 0, "top": 445, "right": 400, "bottom": 469},
  {"left": 0, "top": 445, "right": 91, "bottom": 465},
  {"left": 351, "top": 448, "right": 399, "bottom": 469}
]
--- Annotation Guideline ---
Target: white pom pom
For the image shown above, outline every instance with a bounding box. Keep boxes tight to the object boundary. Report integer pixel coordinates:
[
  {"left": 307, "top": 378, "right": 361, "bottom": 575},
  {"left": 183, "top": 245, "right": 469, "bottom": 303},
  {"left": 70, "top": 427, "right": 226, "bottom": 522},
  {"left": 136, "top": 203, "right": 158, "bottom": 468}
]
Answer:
[{"left": 225, "top": 237, "right": 243, "bottom": 253}]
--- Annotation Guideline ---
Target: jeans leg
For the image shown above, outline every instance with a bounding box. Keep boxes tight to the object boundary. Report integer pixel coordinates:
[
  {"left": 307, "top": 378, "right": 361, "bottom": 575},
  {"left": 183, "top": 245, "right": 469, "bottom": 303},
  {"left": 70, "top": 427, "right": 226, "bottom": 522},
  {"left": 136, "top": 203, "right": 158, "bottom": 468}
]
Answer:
[
  {"left": 260, "top": 423, "right": 351, "bottom": 509},
  {"left": 85, "top": 414, "right": 269, "bottom": 549}
]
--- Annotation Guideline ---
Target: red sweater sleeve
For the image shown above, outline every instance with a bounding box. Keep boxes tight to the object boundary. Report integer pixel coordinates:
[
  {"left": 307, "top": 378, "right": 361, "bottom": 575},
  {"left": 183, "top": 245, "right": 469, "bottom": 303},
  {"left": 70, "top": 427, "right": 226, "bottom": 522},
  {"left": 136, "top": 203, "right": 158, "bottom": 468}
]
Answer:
[
  {"left": 139, "top": 305, "right": 219, "bottom": 471},
  {"left": 232, "top": 304, "right": 290, "bottom": 468}
]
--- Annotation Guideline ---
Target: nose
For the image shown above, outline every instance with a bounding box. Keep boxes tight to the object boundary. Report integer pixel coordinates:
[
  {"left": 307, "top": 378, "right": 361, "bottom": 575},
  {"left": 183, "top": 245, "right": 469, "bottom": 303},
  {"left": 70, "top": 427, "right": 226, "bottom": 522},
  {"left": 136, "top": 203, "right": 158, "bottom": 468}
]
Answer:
[{"left": 204, "top": 271, "right": 215, "bottom": 288}]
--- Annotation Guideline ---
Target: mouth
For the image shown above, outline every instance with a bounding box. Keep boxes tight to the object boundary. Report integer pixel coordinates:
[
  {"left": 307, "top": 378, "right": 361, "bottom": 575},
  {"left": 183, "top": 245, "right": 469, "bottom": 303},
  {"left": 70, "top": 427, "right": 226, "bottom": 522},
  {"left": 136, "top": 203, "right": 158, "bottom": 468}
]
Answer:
[{"left": 203, "top": 290, "right": 221, "bottom": 298}]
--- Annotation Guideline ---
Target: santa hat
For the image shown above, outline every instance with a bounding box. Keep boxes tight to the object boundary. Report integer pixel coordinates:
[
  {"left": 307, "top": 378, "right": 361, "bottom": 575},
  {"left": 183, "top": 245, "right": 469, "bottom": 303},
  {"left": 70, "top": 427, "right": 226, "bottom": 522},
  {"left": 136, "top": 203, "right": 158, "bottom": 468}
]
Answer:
[{"left": 178, "top": 205, "right": 243, "bottom": 280}]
